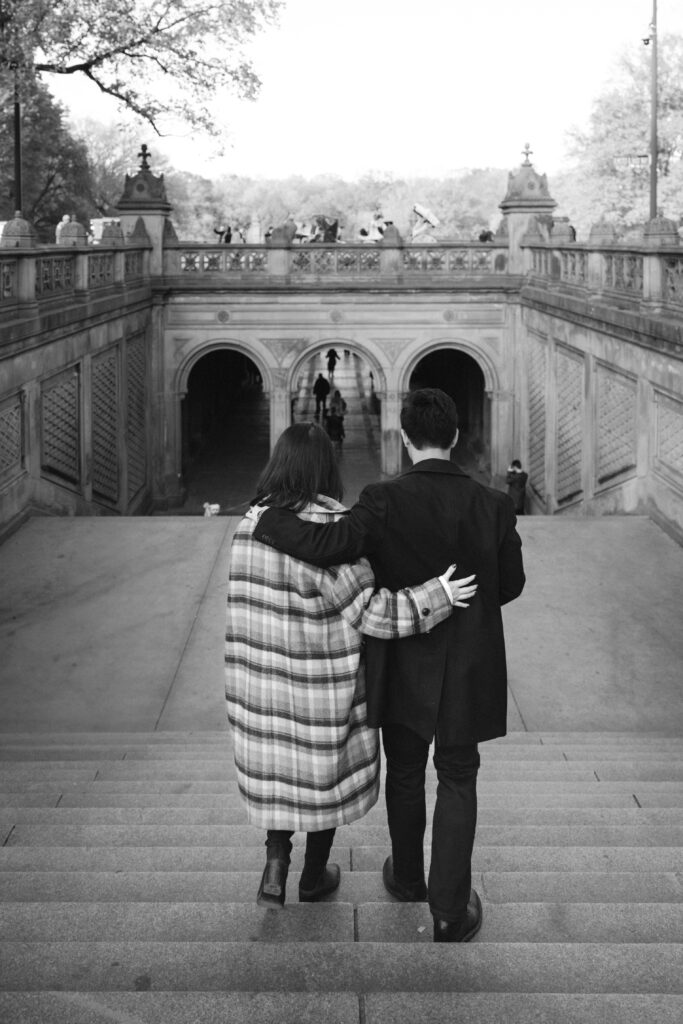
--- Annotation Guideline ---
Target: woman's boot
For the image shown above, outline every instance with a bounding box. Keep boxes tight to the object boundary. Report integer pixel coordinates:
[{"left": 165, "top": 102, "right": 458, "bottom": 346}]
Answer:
[
  {"left": 257, "top": 831, "right": 292, "bottom": 909},
  {"left": 299, "top": 828, "right": 340, "bottom": 902}
]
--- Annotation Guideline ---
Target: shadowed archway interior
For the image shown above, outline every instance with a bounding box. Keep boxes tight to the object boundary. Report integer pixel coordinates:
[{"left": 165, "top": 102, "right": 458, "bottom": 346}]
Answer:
[
  {"left": 407, "top": 349, "right": 489, "bottom": 481},
  {"left": 180, "top": 349, "right": 269, "bottom": 515}
]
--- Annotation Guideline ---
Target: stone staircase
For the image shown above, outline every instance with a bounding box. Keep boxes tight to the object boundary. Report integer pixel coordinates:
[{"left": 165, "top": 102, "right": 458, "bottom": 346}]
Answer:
[{"left": 1, "top": 730, "right": 682, "bottom": 1023}]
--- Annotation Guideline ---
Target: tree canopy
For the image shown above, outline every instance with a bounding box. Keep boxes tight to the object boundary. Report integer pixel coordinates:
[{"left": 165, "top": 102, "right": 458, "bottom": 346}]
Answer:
[
  {"left": 0, "top": 0, "right": 281, "bottom": 135},
  {"left": 0, "top": 77, "right": 93, "bottom": 237},
  {"left": 553, "top": 33, "right": 683, "bottom": 237}
]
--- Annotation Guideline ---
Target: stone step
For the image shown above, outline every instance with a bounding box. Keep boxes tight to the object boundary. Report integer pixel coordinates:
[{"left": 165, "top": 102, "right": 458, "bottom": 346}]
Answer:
[
  {"left": 5, "top": 822, "right": 683, "bottom": 847},
  {"left": 3, "top": 760, "right": 683, "bottom": 781},
  {"left": 5, "top": 775, "right": 682, "bottom": 796},
  {"left": 3, "top": 744, "right": 682, "bottom": 761},
  {"left": 1, "top": 730, "right": 678, "bottom": 745},
  {"left": 1, "top": 900, "right": 682, "bottom": 944},
  {"left": 1, "top": 991, "right": 681, "bottom": 1024},
  {"left": 1, "top": 870, "right": 680, "bottom": 904},
  {"left": 4, "top": 783, "right": 682, "bottom": 807},
  {"left": 2, "top": 843, "right": 682, "bottom": 874},
  {"left": 7, "top": 793, "right": 682, "bottom": 816},
  {"left": 4, "top": 804, "right": 683, "bottom": 826},
  {"left": 1, "top": 941, "right": 681, "bottom": 993}
]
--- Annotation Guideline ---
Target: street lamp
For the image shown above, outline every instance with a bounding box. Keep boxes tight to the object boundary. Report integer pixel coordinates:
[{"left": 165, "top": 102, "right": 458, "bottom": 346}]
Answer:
[
  {"left": 0, "top": 0, "right": 21, "bottom": 214},
  {"left": 642, "top": 0, "right": 658, "bottom": 219}
]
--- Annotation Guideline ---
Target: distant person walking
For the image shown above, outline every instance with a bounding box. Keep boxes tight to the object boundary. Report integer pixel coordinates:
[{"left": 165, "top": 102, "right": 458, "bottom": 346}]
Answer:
[
  {"left": 313, "top": 373, "right": 330, "bottom": 418},
  {"left": 506, "top": 459, "right": 528, "bottom": 515},
  {"left": 329, "top": 389, "right": 347, "bottom": 418},
  {"left": 326, "top": 348, "right": 340, "bottom": 376}
]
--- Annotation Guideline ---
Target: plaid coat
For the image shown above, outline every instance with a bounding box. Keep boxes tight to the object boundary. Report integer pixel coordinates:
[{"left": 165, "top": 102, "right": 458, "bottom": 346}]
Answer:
[{"left": 225, "top": 496, "right": 453, "bottom": 831}]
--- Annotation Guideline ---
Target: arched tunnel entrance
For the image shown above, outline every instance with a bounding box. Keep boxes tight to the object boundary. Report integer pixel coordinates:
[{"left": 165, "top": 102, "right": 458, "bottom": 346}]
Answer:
[
  {"left": 408, "top": 349, "right": 489, "bottom": 481},
  {"left": 180, "top": 349, "right": 269, "bottom": 514},
  {"left": 292, "top": 347, "right": 382, "bottom": 504}
]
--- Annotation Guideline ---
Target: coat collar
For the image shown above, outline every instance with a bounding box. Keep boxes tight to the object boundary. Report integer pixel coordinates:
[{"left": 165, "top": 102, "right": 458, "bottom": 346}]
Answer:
[{"left": 403, "top": 458, "right": 470, "bottom": 479}]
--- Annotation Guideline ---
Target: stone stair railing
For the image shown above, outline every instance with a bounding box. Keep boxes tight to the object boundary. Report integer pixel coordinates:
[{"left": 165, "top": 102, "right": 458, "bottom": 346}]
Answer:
[{"left": 1, "top": 730, "right": 682, "bottom": 1023}]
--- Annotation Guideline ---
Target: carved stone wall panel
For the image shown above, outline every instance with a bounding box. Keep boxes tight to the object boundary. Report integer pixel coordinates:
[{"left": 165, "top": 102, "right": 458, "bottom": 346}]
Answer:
[
  {"left": 527, "top": 335, "right": 547, "bottom": 499},
  {"left": 655, "top": 392, "right": 683, "bottom": 484},
  {"left": 92, "top": 349, "right": 120, "bottom": 504},
  {"left": 596, "top": 366, "right": 637, "bottom": 487},
  {"left": 0, "top": 396, "right": 23, "bottom": 480},
  {"left": 556, "top": 346, "right": 584, "bottom": 504},
  {"left": 126, "top": 335, "right": 147, "bottom": 501},
  {"left": 41, "top": 368, "right": 80, "bottom": 485}
]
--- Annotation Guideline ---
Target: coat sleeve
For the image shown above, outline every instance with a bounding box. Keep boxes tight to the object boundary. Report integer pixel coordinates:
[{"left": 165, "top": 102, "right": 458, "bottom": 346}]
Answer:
[
  {"left": 498, "top": 497, "right": 526, "bottom": 606},
  {"left": 317, "top": 558, "right": 453, "bottom": 638},
  {"left": 253, "top": 487, "right": 385, "bottom": 567}
]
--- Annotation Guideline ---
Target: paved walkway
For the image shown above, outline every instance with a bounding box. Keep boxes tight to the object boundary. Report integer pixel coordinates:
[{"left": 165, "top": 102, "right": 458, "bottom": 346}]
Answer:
[{"left": 1, "top": 513, "right": 682, "bottom": 735}]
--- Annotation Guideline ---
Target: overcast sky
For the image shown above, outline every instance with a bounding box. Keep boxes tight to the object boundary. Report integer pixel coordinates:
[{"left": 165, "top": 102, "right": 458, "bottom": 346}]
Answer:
[{"left": 50, "top": 0, "right": 683, "bottom": 180}]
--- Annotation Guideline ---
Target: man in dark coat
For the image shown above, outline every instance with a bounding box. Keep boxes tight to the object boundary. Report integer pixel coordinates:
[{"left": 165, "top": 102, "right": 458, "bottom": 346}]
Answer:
[
  {"left": 312, "top": 373, "right": 330, "bottom": 418},
  {"left": 253, "top": 388, "right": 525, "bottom": 941}
]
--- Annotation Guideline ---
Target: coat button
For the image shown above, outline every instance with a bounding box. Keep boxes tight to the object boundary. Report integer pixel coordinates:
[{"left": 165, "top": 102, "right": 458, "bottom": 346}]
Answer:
[{"left": 421, "top": 607, "right": 430, "bottom": 616}]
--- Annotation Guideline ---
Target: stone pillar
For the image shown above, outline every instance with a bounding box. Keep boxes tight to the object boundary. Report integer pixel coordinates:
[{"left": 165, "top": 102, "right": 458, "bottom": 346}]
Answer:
[
  {"left": 381, "top": 390, "right": 403, "bottom": 476},
  {"left": 116, "top": 145, "right": 174, "bottom": 275},
  {"left": 498, "top": 148, "right": 557, "bottom": 275},
  {"left": 643, "top": 215, "right": 680, "bottom": 312},
  {"left": 1, "top": 213, "right": 37, "bottom": 305},
  {"left": 270, "top": 371, "right": 290, "bottom": 452},
  {"left": 380, "top": 225, "right": 403, "bottom": 279}
]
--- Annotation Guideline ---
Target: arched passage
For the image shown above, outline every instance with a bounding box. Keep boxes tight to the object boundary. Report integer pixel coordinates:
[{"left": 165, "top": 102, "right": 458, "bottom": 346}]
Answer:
[
  {"left": 290, "top": 344, "right": 384, "bottom": 504},
  {"left": 180, "top": 348, "right": 269, "bottom": 514},
  {"left": 407, "top": 348, "right": 490, "bottom": 480}
]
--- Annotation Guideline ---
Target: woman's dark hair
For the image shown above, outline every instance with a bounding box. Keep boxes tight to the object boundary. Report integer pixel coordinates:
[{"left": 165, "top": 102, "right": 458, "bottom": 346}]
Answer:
[
  {"left": 255, "top": 422, "right": 343, "bottom": 511},
  {"left": 400, "top": 387, "right": 458, "bottom": 449}
]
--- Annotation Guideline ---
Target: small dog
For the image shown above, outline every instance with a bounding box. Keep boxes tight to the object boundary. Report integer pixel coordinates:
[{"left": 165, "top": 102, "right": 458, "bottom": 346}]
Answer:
[{"left": 203, "top": 502, "right": 221, "bottom": 517}]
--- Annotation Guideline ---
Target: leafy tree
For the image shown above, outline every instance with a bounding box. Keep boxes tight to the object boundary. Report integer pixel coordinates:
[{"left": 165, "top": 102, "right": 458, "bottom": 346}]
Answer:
[
  {"left": 553, "top": 33, "right": 683, "bottom": 237},
  {"left": 0, "top": 0, "right": 281, "bottom": 136},
  {"left": 0, "top": 75, "right": 94, "bottom": 239}
]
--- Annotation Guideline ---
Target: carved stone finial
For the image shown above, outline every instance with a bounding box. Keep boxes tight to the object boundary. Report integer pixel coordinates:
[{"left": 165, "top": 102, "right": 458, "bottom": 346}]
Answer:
[
  {"left": 522, "top": 143, "right": 533, "bottom": 166},
  {"left": 138, "top": 144, "right": 151, "bottom": 170}
]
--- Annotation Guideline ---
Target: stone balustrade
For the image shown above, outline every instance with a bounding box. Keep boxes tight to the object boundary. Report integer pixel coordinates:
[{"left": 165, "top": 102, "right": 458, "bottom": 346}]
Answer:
[
  {"left": 525, "top": 242, "right": 683, "bottom": 314},
  {"left": 0, "top": 244, "right": 149, "bottom": 311},
  {"left": 3, "top": 239, "right": 682, "bottom": 316},
  {"left": 163, "top": 241, "right": 510, "bottom": 281}
]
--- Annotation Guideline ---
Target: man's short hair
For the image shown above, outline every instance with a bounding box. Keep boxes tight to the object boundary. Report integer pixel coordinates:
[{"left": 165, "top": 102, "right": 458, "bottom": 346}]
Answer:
[{"left": 401, "top": 388, "right": 458, "bottom": 449}]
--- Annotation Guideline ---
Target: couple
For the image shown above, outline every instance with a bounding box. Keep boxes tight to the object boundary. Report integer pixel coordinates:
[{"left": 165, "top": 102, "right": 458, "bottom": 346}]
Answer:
[{"left": 225, "top": 388, "right": 525, "bottom": 942}]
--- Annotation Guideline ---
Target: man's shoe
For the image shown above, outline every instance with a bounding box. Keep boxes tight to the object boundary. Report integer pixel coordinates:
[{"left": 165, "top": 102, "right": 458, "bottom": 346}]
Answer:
[
  {"left": 433, "top": 888, "right": 482, "bottom": 942},
  {"left": 299, "top": 864, "right": 341, "bottom": 902},
  {"left": 256, "top": 857, "right": 289, "bottom": 909},
  {"left": 382, "top": 855, "right": 427, "bottom": 902}
]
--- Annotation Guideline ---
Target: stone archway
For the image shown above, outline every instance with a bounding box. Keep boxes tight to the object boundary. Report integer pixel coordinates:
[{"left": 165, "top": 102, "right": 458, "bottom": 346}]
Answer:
[
  {"left": 176, "top": 346, "right": 270, "bottom": 514},
  {"left": 288, "top": 342, "right": 387, "bottom": 502},
  {"left": 403, "top": 345, "right": 495, "bottom": 482}
]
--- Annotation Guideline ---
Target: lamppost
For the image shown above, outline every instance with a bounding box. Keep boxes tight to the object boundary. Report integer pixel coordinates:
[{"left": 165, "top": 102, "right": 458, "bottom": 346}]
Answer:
[
  {"left": 0, "top": 0, "right": 21, "bottom": 213},
  {"left": 643, "top": 0, "right": 658, "bottom": 219}
]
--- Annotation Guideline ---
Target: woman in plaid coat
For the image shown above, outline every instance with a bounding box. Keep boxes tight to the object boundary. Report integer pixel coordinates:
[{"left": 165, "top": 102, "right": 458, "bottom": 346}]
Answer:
[{"left": 225, "top": 423, "right": 477, "bottom": 908}]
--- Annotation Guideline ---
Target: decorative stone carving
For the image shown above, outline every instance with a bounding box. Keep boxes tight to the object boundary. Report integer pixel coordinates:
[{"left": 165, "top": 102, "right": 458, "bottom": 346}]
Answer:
[
  {"left": 100, "top": 222, "right": 125, "bottom": 247},
  {"left": 117, "top": 145, "right": 171, "bottom": 212},
  {"left": 643, "top": 215, "right": 680, "bottom": 248},
  {"left": 58, "top": 220, "right": 88, "bottom": 247},
  {"left": 1, "top": 212, "right": 36, "bottom": 248},
  {"left": 499, "top": 145, "right": 556, "bottom": 212},
  {"left": 588, "top": 221, "right": 618, "bottom": 246}
]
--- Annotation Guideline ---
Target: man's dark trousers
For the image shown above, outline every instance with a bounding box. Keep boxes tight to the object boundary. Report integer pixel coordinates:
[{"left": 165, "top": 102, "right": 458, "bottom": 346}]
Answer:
[{"left": 383, "top": 724, "right": 480, "bottom": 921}]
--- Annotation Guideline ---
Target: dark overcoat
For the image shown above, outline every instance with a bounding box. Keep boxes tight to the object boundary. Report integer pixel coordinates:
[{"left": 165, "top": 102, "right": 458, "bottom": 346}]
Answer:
[{"left": 255, "top": 460, "right": 525, "bottom": 745}]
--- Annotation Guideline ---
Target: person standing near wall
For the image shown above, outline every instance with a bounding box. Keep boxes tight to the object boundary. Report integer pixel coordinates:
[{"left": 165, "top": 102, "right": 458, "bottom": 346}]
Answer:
[{"left": 506, "top": 459, "right": 528, "bottom": 515}]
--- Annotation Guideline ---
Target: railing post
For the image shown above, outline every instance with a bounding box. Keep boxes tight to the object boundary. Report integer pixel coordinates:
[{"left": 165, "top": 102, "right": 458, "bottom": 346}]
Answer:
[{"left": 642, "top": 215, "right": 679, "bottom": 312}]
